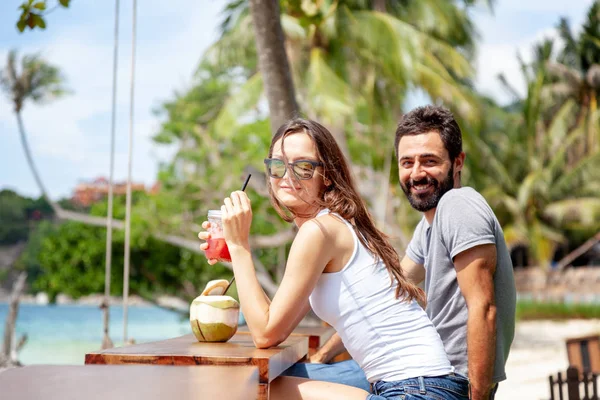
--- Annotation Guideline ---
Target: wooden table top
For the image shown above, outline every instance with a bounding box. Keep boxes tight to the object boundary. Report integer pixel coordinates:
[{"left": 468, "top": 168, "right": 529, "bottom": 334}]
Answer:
[
  {"left": 0, "top": 365, "right": 258, "bottom": 400},
  {"left": 85, "top": 333, "right": 308, "bottom": 384},
  {"left": 237, "top": 325, "right": 335, "bottom": 349}
]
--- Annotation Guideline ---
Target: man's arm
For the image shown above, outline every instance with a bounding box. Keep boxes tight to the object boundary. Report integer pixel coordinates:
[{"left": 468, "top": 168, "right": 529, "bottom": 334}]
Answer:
[
  {"left": 400, "top": 255, "right": 427, "bottom": 308},
  {"left": 454, "top": 243, "right": 497, "bottom": 400},
  {"left": 400, "top": 255, "right": 425, "bottom": 285},
  {"left": 308, "top": 332, "right": 346, "bottom": 363}
]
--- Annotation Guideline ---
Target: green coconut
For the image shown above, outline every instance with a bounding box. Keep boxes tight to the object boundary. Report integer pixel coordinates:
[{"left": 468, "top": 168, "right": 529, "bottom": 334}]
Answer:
[{"left": 190, "top": 295, "right": 240, "bottom": 342}]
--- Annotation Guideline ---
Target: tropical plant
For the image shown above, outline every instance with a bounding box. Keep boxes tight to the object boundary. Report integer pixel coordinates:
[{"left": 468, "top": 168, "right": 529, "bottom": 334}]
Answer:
[
  {"left": 198, "top": 0, "right": 490, "bottom": 248},
  {"left": 29, "top": 194, "right": 231, "bottom": 303},
  {"left": 544, "top": 2, "right": 600, "bottom": 157},
  {"left": 473, "top": 61, "right": 600, "bottom": 268}
]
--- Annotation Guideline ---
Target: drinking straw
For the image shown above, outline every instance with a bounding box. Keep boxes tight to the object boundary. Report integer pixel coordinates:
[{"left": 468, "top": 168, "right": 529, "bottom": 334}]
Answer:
[{"left": 223, "top": 174, "right": 251, "bottom": 295}]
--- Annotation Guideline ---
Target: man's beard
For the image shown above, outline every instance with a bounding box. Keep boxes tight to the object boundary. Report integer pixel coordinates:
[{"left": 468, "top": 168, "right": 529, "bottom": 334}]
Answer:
[{"left": 401, "top": 166, "right": 455, "bottom": 212}]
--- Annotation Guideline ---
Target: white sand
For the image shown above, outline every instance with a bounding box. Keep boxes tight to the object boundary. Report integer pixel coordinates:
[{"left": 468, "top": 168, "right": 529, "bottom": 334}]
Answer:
[{"left": 496, "top": 319, "right": 600, "bottom": 400}]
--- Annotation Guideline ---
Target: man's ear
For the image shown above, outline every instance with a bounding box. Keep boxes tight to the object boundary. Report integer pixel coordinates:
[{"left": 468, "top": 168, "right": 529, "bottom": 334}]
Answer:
[{"left": 454, "top": 152, "right": 465, "bottom": 183}]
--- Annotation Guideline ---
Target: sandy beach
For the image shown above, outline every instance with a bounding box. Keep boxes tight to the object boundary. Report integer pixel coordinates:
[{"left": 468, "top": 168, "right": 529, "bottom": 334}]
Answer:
[{"left": 497, "top": 319, "right": 600, "bottom": 400}]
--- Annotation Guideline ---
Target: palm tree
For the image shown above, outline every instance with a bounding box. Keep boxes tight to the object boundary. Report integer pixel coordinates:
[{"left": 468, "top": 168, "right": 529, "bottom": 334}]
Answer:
[
  {"left": 210, "top": 0, "right": 483, "bottom": 138},
  {"left": 248, "top": 0, "right": 299, "bottom": 133},
  {"left": 0, "top": 50, "right": 122, "bottom": 228},
  {"left": 202, "top": 0, "right": 488, "bottom": 245},
  {"left": 473, "top": 64, "right": 600, "bottom": 268},
  {"left": 0, "top": 50, "right": 66, "bottom": 209},
  {"left": 544, "top": 2, "right": 600, "bottom": 156}
]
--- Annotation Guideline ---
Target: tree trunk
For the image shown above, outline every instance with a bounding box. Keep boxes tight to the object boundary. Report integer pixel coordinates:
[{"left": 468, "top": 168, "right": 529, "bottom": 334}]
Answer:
[
  {"left": 1, "top": 272, "right": 27, "bottom": 368},
  {"left": 16, "top": 111, "right": 124, "bottom": 228},
  {"left": 248, "top": 0, "right": 299, "bottom": 134},
  {"left": 16, "top": 112, "right": 56, "bottom": 214}
]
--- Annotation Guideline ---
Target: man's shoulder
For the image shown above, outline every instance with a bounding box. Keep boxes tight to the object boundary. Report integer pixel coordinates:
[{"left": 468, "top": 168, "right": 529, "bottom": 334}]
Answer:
[{"left": 437, "top": 187, "right": 488, "bottom": 210}]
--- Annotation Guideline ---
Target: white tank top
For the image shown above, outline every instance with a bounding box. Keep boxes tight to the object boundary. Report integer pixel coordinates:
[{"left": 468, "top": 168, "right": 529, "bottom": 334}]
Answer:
[{"left": 309, "top": 209, "right": 453, "bottom": 383}]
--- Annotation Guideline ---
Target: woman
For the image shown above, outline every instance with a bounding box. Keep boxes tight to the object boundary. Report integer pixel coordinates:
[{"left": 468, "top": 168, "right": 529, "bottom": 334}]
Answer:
[{"left": 199, "top": 119, "right": 469, "bottom": 400}]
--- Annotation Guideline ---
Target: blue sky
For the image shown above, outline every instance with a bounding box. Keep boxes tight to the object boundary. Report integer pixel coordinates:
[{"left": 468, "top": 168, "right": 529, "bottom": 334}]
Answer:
[{"left": 0, "top": 0, "right": 595, "bottom": 199}]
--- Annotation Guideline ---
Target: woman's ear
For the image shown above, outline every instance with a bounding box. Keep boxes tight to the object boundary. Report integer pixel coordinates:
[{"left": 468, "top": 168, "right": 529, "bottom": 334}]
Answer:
[{"left": 324, "top": 177, "right": 332, "bottom": 187}]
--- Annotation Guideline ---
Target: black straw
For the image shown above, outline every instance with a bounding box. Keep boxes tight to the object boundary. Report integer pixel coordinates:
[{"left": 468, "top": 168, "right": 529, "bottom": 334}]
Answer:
[
  {"left": 223, "top": 174, "right": 252, "bottom": 296},
  {"left": 241, "top": 174, "right": 251, "bottom": 191}
]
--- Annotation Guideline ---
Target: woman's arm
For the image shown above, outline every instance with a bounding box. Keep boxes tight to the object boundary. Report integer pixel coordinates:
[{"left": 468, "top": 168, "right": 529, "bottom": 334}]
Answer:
[{"left": 220, "top": 191, "right": 335, "bottom": 348}]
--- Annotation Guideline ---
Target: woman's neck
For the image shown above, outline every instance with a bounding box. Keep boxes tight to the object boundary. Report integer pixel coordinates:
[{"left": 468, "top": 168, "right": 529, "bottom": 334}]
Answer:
[{"left": 292, "top": 205, "right": 324, "bottom": 228}]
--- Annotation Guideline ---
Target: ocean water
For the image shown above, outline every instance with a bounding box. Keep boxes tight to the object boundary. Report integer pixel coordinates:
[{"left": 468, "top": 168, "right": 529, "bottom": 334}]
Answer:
[{"left": 0, "top": 303, "right": 192, "bottom": 365}]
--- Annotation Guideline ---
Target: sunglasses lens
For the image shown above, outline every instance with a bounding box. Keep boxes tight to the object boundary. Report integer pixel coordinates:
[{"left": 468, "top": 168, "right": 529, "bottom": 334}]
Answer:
[
  {"left": 293, "top": 161, "right": 316, "bottom": 179},
  {"left": 268, "top": 159, "right": 286, "bottom": 178}
]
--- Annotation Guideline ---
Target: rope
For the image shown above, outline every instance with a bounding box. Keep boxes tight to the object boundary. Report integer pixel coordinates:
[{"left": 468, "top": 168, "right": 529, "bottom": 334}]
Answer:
[
  {"left": 102, "top": 0, "right": 120, "bottom": 350},
  {"left": 123, "top": 0, "right": 137, "bottom": 343}
]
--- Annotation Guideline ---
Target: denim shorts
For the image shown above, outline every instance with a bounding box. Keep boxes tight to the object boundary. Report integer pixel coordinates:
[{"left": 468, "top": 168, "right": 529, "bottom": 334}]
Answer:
[{"left": 366, "top": 374, "right": 470, "bottom": 400}]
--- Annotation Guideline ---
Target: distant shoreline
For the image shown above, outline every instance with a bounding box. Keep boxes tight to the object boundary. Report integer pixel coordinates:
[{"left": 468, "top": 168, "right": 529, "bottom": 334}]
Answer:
[{"left": 0, "top": 292, "right": 189, "bottom": 311}]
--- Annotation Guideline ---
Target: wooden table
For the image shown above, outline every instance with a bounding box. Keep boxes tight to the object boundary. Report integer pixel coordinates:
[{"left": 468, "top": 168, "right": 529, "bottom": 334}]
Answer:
[
  {"left": 237, "top": 325, "right": 335, "bottom": 356},
  {"left": 85, "top": 334, "right": 308, "bottom": 399},
  {"left": 0, "top": 364, "right": 258, "bottom": 400}
]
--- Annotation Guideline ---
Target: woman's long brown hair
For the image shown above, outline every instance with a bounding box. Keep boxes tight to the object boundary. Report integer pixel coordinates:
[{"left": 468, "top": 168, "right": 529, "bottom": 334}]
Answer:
[{"left": 267, "top": 118, "right": 424, "bottom": 302}]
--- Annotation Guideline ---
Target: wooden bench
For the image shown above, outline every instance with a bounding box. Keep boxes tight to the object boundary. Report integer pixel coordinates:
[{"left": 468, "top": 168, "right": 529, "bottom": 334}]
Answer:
[
  {"left": 0, "top": 364, "right": 258, "bottom": 400},
  {"left": 567, "top": 335, "right": 600, "bottom": 374}
]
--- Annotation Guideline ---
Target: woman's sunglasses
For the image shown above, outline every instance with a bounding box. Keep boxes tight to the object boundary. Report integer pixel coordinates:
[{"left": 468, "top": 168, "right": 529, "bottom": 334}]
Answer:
[{"left": 264, "top": 158, "right": 323, "bottom": 180}]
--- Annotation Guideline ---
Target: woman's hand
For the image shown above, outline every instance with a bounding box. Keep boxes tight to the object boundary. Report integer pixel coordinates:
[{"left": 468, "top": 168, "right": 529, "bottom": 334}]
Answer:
[
  {"left": 198, "top": 222, "right": 219, "bottom": 265},
  {"left": 221, "top": 190, "right": 252, "bottom": 250}
]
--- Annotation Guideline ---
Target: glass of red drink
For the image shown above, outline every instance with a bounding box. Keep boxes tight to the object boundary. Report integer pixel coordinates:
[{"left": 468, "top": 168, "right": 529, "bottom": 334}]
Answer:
[{"left": 205, "top": 210, "right": 232, "bottom": 262}]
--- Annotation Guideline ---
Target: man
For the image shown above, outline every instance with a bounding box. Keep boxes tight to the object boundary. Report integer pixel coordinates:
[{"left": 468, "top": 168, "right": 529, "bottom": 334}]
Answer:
[
  {"left": 284, "top": 105, "right": 516, "bottom": 400},
  {"left": 395, "top": 105, "right": 516, "bottom": 399}
]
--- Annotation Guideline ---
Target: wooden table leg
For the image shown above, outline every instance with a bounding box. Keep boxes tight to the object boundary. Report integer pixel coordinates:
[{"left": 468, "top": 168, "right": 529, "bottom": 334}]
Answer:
[{"left": 258, "top": 383, "right": 269, "bottom": 400}]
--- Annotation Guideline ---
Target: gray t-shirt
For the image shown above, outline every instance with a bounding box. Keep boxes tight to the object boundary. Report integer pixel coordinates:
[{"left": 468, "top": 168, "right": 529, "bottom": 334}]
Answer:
[{"left": 406, "top": 187, "right": 516, "bottom": 382}]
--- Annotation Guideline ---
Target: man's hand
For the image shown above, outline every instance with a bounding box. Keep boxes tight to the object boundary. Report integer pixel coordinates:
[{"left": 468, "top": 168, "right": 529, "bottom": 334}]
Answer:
[
  {"left": 306, "top": 332, "right": 346, "bottom": 364},
  {"left": 307, "top": 351, "right": 327, "bottom": 364}
]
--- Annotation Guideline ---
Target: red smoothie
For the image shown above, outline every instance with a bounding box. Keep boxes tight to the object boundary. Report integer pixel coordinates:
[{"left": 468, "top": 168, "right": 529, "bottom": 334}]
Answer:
[{"left": 205, "top": 238, "right": 231, "bottom": 262}]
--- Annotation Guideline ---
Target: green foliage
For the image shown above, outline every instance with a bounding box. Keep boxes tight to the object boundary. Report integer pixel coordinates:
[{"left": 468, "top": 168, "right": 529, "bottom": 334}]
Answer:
[
  {"left": 16, "top": 0, "right": 70, "bottom": 32},
  {"left": 15, "top": 220, "right": 56, "bottom": 285},
  {"left": 516, "top": 300, "right": 600, "bottom": 320},
  {"left": 29, "top": 196, "right": 232, "bottom": 302},
  {"left": 0, "top": 190, "right": 53, "bottom": 245},
  {"left": 465, "top": 3, "right": 600, "bottom": 267},
  {"left": 0, "top": 190, "right": 32, "bottom": 244}
]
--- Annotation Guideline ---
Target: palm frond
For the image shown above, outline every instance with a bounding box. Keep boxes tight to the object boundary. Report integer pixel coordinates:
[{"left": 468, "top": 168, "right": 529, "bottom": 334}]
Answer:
[
  {"left": 550, "top": 151, "right": 600, "bottom": 199},
  {"left": 305, "top": 48, "right": 355, "bottom": 122},
  {"left": 544, "top": 198, "right": 600, "bottom": 227},
  {"left": 545, "top": 62, "right": 583, "bottom": 88},
  {"left": 212, "top": 73, "right": 264, "bottom": 137}
]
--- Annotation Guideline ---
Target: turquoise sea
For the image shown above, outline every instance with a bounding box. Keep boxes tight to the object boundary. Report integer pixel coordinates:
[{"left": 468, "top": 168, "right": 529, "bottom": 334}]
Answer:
[{"left": 0, "top": 303, "right": 191, "bottom": 365}]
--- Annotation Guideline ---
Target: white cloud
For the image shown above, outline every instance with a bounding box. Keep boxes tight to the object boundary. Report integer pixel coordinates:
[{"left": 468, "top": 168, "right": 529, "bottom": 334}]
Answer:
[
  {"left": 475, "top": 28, "right": 558, "bottom": 104},
  {"left": 472, "top": 0, "right": 594, "bottom": 105},
  {"left": 496, "top": 0, "right": 594, "bottom": 13}
]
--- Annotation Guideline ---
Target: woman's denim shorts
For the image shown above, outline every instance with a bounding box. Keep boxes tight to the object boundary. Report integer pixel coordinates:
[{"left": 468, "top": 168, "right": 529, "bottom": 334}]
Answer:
[{"left": 366, "top": 374, "right": 470, "bottom": 400}]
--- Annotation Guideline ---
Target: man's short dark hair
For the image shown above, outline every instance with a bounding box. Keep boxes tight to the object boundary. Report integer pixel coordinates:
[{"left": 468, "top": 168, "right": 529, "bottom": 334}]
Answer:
[{"left": 394, "top": 105, "right": 463, "bottom": 162}]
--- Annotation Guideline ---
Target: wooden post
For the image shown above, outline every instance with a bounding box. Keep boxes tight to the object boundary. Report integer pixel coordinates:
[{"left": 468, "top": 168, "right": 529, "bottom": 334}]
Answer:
[
  {"left": 558, "top": 371, "right": 565, "bottom": 400},
  {"left": 549, "top": 374, "right": 556, "bottom": 400},
  {"left": 567, "top": 366, "right": 580, "bottom": 400}
]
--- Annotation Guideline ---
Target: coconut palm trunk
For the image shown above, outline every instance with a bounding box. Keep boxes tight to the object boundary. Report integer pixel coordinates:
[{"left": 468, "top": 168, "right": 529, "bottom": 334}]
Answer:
[
  {"left": 15, "top": 111, "right": 59, "bottom": 215},
  {"left": 248, "top": 0, "right": 299, "bottom": 133}
]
